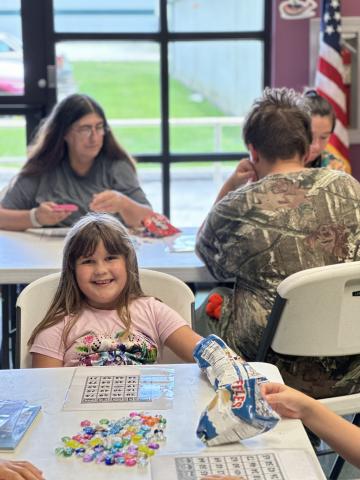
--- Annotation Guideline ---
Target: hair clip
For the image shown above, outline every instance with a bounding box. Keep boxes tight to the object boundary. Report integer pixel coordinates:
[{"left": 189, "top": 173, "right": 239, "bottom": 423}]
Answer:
[{"left": 304, "top": 89, "right": 319, "bottom": 98}]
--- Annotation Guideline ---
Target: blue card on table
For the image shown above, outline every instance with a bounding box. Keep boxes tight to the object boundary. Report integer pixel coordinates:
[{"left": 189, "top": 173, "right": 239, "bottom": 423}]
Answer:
[{"left": 0, "top": 401, "right": 41, "bottom": 450}]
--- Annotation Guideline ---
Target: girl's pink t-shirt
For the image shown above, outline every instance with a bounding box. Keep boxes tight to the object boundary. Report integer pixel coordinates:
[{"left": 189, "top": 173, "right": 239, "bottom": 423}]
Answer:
[{"left": 30, "top": 296, "right": 187, "bottom": 367}]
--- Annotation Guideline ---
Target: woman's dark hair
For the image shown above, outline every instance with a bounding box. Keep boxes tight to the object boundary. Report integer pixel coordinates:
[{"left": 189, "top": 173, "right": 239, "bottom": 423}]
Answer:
[
  {"left": 243, "top": 87, "right": 312, "bottom": 163},
  {"left": 303, "top": 88, "right": 336, "bottom": 132},
  {"left": 21, "top": 93, "right": 136, "bottom": 176}
]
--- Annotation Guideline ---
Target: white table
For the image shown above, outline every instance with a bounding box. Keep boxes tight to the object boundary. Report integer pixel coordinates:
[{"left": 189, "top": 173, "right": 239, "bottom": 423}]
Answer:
[
  {"left": 0, "top": 227, "right": 215, "bottom": 284},
  {"left": 0, "top": 363, "right": 325, "bottom": 480}
]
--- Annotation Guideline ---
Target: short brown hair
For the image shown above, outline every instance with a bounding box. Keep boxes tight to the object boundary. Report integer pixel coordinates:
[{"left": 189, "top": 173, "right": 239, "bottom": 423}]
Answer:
[{"left": 243, "top": 87, "right": 312, "bottom": 162}]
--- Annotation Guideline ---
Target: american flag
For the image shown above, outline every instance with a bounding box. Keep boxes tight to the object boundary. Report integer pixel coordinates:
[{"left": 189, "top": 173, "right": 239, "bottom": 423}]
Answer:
[{"left": 315, "top": 0, "right": 350, "bottom": 166}]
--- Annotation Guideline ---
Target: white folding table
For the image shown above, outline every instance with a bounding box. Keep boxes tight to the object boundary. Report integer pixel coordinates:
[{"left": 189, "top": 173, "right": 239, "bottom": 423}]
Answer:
[{"left": 0, "top": 363, "right": 326, "bottom": 480}]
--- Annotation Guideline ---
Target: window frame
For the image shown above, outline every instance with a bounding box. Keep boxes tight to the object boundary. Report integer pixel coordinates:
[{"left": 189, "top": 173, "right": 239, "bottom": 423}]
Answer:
[{"left": 0, "top": 0, "right": 272, "bottom": 217}]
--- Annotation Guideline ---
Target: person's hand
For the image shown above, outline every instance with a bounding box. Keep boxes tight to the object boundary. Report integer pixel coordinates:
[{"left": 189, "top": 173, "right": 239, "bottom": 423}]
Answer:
[
  {"left": 201, "top": 476, "right": 246, "bottom": 480},
  {"left": 0, "top": 459, "right": 44, "bottom": 479},
  {"left": 34, "top": 202, "right": 73, "bottom": 226},
  {"left": 89, "top": 190, "right": 153, "bottom": 227},
  {"left": 215, "top": 158, "right": 257, "bottom": 203},
  {"left": 89, "top": 190, "right": 123, "bottom": 214},
  {"left": 261, "top": 382, "right": 315, "bottom": 420},
  {"left": 227, "top": 158, "right": 257, "bottom": 191}
]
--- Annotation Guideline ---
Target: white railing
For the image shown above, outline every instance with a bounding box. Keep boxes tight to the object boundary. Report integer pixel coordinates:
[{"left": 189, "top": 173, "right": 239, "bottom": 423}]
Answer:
[{"left": 0, "top": 116, "right": 245, "bottom": 154}]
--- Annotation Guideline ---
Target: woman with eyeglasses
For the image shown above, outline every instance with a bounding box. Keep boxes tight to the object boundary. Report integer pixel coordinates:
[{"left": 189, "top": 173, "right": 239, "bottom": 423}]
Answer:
[
  {"left": 303, "top": 88, "right": 351, "bottom": 173},
  {"left": 0, "top": 94, "right": 153, "bottom": 230}
]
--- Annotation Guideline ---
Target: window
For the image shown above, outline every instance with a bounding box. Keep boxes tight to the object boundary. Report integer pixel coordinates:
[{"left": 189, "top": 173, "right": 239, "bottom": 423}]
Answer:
[
  {"left": 0, "top": 1, "right": 23, "bottom": 97},
  {"left": 0, "top": 0, "right": 270, "bottom": 223}
]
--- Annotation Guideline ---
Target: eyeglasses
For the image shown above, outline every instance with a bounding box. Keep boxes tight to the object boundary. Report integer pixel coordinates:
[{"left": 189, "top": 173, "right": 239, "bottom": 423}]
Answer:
[{"left": 73, "top": 124, "right": 109, "bottom": 139}]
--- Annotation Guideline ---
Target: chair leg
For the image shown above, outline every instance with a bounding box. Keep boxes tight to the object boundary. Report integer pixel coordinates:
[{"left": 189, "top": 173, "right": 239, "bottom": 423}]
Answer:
[
  {"left": 329, "top": 455, "right": 345, "bottom": 480},
  {"left": 1, "top": 284, "right": 16, "bottom": 369},
  {"left": 354, "top": 412, "right": 360, "bottom": 427}
]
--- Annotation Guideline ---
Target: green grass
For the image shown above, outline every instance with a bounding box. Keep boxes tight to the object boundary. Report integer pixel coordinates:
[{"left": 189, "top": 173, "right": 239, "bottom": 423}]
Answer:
[
  {"left": 73, "top": 61, "right": 222, "bottom": 118},
  {"left": 73, "top": 62, "right": 161, "bottom": 118},
  {"left": 0, "top": 61, "right": 245, "bottom": 161},
  {"left": 0, "top": 128, "right": 26, "bottom": 158}
]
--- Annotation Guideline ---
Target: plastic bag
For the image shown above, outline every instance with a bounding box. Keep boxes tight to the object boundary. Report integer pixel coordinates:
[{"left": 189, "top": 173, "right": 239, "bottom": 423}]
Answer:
[
  {"left": 193, "top": 335, "right": 280, "bottom": 446},
  {"left": 142, "top": 213, "right": 181, "bottom": 238}
]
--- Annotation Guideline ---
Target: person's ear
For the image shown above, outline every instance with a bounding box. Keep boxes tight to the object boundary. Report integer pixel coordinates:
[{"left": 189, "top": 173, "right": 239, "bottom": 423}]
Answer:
[{"left": 248, "top": 144, "right": 259, "bottom": 164}]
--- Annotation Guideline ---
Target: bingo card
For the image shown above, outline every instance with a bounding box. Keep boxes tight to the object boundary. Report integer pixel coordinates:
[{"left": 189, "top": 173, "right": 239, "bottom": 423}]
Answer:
[
  {"left": 151, "top": 450, "right": 325, "bottom": 480},
  {"left": 63, "top": 366, "right": 175, "bottom": 411}
]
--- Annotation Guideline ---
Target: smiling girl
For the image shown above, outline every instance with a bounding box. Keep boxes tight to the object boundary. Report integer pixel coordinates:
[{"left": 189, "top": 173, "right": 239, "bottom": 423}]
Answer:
[{"left": 28, "top": 213, "right": 202, "bottom": 367}]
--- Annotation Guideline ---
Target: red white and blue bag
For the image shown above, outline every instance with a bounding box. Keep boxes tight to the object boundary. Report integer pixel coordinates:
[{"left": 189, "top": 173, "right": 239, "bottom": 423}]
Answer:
[{"left": 193, "top": 335, "right": 280, "bottom": 446}]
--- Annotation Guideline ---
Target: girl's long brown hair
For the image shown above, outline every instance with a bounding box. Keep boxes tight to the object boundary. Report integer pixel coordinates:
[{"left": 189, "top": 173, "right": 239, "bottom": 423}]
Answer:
[{"left": 28, "top": 213, "right": 144, "bottom": 347}]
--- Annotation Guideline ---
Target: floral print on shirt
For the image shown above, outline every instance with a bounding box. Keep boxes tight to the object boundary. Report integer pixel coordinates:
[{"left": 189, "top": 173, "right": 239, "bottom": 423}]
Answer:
[{"left": 75, "top": 330, "right": 158, "bottom": 366}]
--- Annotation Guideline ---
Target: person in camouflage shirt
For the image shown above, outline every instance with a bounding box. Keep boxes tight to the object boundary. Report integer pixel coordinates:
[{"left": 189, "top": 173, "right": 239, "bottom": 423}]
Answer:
[{"left": 195, "top": 87, "right": 360, "bottom": 399}]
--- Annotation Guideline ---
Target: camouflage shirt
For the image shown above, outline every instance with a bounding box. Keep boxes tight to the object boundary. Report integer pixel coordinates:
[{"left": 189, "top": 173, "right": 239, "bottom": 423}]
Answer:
[{"left": 196, "top": 168, "right": 360, "bottom": 397}]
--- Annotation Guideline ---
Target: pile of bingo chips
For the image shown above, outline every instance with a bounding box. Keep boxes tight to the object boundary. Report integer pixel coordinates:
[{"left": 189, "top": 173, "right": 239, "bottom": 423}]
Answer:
[{"left": 55, "top": 412, "right": 166, "bottom": 468}]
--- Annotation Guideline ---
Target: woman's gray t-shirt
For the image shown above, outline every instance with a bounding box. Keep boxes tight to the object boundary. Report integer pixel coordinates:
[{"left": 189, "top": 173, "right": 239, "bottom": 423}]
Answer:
[{"left": 0, "top": 154, "right": 150, "bottom": 226}]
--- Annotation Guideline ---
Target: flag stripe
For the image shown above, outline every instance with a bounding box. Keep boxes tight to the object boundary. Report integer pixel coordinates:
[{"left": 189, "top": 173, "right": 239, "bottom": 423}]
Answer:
[
  {"left": 315, "top": 0, "right": 350, "bottom": 168},
  {"left": 316, "top": 72, "right": 346, "bottom": 111},
  {"left": 334, "top": 118, "right": 349, "bottom": 145},
  {"left": 318, "top": 57, "right": 345, "bottom": 93},
  {"left": 317, "top": 88, "right": 348, "bottom": 126},
  {"left": 318, "top": 40, "right": 344, "bottom": 73}
]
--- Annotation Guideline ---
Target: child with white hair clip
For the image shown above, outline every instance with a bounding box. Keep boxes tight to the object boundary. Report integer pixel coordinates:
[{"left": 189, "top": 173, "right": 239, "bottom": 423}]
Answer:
[{"left": 28, "top": 212, "right": 202, "bottom": 367}]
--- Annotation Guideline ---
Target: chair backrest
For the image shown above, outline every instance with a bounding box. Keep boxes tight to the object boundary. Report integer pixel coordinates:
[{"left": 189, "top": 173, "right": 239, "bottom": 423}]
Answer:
[
  {"left": 255, "top": 261, "right": 360, "bottom": 480},
  {"left": 16, "top": 269, "right": 194, "bottom": 368},
  {"left": 256, "top": 261, "right": 360, "bottom": 360}
]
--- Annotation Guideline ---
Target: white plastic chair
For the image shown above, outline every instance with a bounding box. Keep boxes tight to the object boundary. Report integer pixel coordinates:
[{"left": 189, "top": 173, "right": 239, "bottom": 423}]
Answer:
[
  {"left": 255, "top": 261, "right": 360, "bottom": 479},
  {"left": 16, "top": 269, "right": 194, "bottom": 368}
]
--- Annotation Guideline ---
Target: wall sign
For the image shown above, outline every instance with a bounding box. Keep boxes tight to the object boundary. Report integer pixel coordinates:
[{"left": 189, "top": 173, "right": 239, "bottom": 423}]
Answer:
[{"left": 279, "top": 0, "right": 318, "bottom": 20}]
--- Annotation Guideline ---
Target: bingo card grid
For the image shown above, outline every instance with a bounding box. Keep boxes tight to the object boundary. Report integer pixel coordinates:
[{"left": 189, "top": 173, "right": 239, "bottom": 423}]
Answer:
[
  {"left": 81, "top": 374, "right": 154, "bottom": 404},
  {"left": 175, "top": 453, "right": 285, "bottom": 480}
]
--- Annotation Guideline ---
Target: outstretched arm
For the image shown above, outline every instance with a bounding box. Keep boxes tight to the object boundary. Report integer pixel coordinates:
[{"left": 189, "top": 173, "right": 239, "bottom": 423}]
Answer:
[
  {"left": 262, "top": 383, "right": 360, "bottom": 469},
  {"left": 0, "top": 202, "right": 72, "bottom": 231},
  {"left": 164, "top": 326, "right": 202, "bottom": 363},
  {"left": 0, "top": 207, "right": 36, "bottom": 231},
  {"left": 31, "top": 353, "right": 64, "bottom": 368}
]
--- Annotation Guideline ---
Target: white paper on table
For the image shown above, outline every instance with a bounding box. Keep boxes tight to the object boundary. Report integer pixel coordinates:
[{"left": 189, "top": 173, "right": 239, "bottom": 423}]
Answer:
[
  {"left": 26, "top": 227, "right": 70, "bottom": 237},
  {"left": 166, "top": 234, "right": 196, "bottom": 253},
  {"left": 151, "top": 449, "right": 325, "bottom": 480},
  {"left": 62, "top": 366, "right": 175, "bottom": 411}
]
